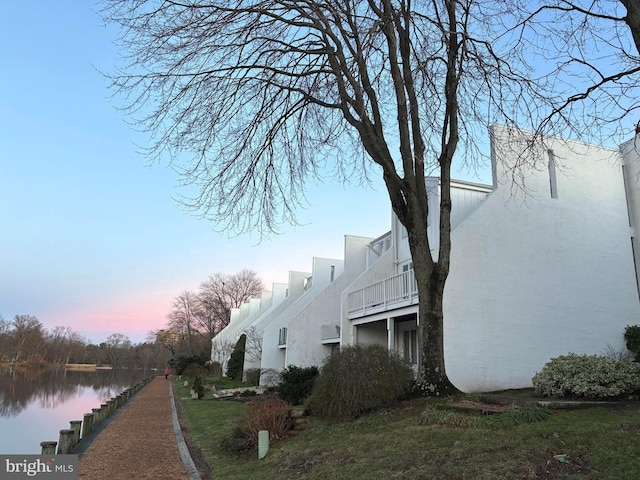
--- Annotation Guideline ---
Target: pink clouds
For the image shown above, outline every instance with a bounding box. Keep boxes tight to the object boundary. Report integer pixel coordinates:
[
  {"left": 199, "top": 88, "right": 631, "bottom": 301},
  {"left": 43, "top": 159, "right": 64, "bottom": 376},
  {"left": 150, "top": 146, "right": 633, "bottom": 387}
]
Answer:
[{"left": 44, "top": 293, "right": 174, "bottom": 344}]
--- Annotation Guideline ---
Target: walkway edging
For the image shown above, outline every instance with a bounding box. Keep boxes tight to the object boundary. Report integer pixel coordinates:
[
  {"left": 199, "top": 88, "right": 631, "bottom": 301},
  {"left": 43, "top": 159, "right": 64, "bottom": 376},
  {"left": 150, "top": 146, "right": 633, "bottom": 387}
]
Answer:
[{"left": 169, "top": 382, "right": 202, "bottom": 480}]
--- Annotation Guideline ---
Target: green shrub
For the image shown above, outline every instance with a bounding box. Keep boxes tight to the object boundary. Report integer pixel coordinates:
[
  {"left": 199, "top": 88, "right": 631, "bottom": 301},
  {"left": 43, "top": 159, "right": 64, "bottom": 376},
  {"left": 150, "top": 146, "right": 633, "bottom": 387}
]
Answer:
[
  {"left": 192, "top": 375, "right": 205, "bottom": 399},
  {"left": 226, "top": 335, "right": 246, "bottom": 381},
  {"left": 307, "top": 344, "right": 414, "bottom": 421},
  {"left": 625, "top": 325, "right": 640, "bottom": 362},
  {"left": 277, "top": 365, "right": 319, "bottom": 405},
  {"left": 169, "top": 353, "right": 209, "bottom": 375},
  {"left": 220, "top": 426, "right": 253, "bottom": 454},
  {"left": 244, "top": 368, "right": 261, "bottom": 386},
  {"left": 532, "top": 353, "right": 640, "bottom": 399}
]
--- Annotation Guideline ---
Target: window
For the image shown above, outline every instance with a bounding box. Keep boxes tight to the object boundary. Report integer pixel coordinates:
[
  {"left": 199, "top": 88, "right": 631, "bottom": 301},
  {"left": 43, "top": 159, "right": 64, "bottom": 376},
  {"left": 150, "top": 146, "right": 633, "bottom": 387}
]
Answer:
[{"left": 278, "top": 327, "right": 287, "bottom": 346}]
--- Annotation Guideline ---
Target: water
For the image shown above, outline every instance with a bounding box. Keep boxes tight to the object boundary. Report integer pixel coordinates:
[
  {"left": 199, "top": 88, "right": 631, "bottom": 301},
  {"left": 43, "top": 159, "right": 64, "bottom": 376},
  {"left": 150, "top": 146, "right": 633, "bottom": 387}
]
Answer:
[{"left": 0, "top": 367, "right": 152, "bottom": 454}]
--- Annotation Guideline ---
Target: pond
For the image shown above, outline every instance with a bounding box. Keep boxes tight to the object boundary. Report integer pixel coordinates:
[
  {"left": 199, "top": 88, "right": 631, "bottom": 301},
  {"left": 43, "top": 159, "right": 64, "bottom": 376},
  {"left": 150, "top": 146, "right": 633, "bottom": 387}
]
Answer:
[{"left": 0, "top": 367, "right": 153, "bottom": 454}]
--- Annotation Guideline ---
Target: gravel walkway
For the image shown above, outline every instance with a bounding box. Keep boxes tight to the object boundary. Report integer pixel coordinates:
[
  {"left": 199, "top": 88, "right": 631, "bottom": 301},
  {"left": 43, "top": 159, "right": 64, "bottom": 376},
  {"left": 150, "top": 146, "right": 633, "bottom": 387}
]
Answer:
[{"left": 78, "top": 376, "right": 199, "bottom": 480}]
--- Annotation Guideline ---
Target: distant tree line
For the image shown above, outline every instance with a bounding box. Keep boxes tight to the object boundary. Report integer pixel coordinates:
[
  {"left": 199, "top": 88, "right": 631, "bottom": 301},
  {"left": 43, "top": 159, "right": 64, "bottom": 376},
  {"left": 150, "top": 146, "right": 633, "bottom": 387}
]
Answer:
[
  {"left": 0, "top": 270, "right": 264, "bottom": 369},
  {"left": 0, "top": 314, "right": 170, "bottom": 369}
]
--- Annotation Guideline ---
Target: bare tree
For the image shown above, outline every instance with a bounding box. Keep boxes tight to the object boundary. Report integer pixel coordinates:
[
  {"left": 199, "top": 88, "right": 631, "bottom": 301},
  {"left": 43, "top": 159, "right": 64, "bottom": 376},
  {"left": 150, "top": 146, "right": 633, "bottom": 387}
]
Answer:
[
  {"left": 45, "top": 326, "right": 86, "bottom": 365},
  {"left": 102, "top": 0, "right": 572, "bottom": 395},
  {"left": 211, "top": 335, "right": 237, "bottom": 373},
  {"left": 167, "top": 290, "right": 205, "bottom": 354},
  {"left": 0, "top": 316, "right": 10, "bottom": 363},
  {"left": 152, "top": 328, "right": 182, "bottom": 355},
  {"left": 105, "top": 333, "right": 132, "bottom": 368},
  {"left": 501, "top": 1, "right": 640, "bottom": 142},
  {"left": 10, "top": 315, "right": 45, "bottom": 364},
  {"left": 622, "top": 0, "right": 640, "bottom": 52},
  {"left": 197, "top": 269, "right": 264, "bottom": 338},
  {"left": 244, "top": 326, "right": 263, "bottom": 362}
]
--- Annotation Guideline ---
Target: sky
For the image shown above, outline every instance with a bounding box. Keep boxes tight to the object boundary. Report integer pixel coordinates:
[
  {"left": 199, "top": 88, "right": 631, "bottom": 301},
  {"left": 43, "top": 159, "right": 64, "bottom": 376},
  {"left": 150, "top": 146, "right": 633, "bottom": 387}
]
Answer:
[{"left": 0, "top": 1, "right": 491, "bottom": 345}]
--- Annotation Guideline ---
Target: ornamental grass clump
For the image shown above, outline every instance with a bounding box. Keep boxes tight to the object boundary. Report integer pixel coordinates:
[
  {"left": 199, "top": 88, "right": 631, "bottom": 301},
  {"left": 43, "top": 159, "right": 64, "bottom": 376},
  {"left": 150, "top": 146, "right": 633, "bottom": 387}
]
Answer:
[
  {"left": 532, "top": 353, "right": 640, "bottom": 399},
  {"left": 485, "top": 407, "right": 551, "bottom": 429},
  {"left": 419, "top": 407, "right": 481, "bottom": 428},
  {"left": 307, "top": 344, "right": 414, "bottom": 421},
  {"left": 241, "top": 394, "right": 294, "bottom": 446},
  {"left": 419, "top": 406, "right": 551, "bottom": 429}
]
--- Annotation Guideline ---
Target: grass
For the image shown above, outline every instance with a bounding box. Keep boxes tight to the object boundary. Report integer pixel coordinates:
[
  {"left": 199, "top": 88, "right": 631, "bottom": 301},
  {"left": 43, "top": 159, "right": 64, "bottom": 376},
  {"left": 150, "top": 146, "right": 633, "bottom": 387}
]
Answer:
[
  {"left": 174, "top": 379, "right": 640, "bottom": 479},
  {"left": 214, "top": 377, "right": 251, "bottom": 389}
]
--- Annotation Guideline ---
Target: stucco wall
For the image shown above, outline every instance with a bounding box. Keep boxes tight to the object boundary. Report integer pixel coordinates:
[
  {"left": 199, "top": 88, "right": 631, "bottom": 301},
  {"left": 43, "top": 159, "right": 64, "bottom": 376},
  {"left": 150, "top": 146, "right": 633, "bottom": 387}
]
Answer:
[
  {"left": 444, "top": 125, "right": 640, "bottom": 392},
  {"left": 250, "top": 271, "right": 310, "bottom": 378},
  {"left": 285, "top": 236, "right": 372, "bottom": 367},
  {"left": 620, "top": 136, "right": 640, "bottom": 297},
  {"left": 259, "top": 257, "right": 343, "bottom": 380},
  {"left": 242, "top": 282, "right": 289, "bottom": 372}
]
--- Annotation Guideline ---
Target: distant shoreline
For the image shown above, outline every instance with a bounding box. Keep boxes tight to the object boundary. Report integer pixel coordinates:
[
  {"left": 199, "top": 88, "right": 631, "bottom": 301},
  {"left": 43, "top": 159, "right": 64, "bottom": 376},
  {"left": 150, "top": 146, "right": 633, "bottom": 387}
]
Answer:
[
  {"left": 66, "top": 364, "right": 114, "bottom": 371},
  {"left": 0, "top": 363, "right": 113, "bottom": 370}
]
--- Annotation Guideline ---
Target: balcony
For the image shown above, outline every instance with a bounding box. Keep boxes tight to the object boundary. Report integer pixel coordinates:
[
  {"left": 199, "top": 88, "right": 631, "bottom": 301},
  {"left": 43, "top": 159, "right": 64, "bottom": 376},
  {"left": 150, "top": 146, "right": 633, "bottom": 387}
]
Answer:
[
  {"left": 321, "top": 321, "right": 341, "bottom": 343},
  {"left": 347, "top": 269, "right": 418, "bottom": 318}
]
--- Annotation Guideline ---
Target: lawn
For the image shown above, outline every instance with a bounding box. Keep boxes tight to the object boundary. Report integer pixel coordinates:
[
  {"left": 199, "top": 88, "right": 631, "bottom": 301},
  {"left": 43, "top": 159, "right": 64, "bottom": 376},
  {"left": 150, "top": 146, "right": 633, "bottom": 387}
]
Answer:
[{"left": 173, "top": 379, "right": 640, "bottom": 479}]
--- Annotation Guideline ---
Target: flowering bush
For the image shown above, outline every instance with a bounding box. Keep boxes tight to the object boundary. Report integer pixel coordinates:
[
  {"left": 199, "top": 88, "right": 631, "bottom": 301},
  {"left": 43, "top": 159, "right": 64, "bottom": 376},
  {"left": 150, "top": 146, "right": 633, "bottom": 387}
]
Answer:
[{"left": 532, "top": 353, "right": 640, "bottom": 399}]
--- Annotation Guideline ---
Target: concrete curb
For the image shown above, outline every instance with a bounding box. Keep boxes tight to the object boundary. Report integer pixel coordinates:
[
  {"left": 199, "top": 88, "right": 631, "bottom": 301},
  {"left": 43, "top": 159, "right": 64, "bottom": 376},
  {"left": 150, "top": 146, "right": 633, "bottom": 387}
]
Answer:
[{"left": 169, "top": 382, "right": 202, "bottom": 480}]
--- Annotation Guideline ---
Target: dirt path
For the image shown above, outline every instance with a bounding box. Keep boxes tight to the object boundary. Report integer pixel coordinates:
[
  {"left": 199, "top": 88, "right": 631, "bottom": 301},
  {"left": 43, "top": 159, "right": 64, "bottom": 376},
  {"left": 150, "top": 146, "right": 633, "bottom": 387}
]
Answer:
[{"left": 78, "top": 376, "right": 195, "bottom": 480}]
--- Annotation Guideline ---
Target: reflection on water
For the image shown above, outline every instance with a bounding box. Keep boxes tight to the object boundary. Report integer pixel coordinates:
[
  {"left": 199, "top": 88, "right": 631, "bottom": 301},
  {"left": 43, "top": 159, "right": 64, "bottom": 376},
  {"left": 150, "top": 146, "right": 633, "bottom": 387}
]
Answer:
[{"left": 0, "top": 367, "right": 152, "bottom": 454}]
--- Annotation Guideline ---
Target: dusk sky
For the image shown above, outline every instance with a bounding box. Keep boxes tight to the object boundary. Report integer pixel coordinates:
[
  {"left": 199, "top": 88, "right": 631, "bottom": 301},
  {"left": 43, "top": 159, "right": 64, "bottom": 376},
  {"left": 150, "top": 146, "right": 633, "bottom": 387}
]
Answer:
[{"left": 0, "top": 1, "right": 490, "bottom": 344}]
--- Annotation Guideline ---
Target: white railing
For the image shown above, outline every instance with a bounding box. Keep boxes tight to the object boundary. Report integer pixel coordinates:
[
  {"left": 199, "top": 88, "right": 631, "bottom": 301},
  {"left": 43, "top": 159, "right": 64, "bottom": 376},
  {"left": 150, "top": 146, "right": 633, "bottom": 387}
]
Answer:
[
  {"left": 321, "top": 321, "right": 341, "bottom": 341},
  {"left": 347, "top": 270, "right": 418, "bottom": 316}
]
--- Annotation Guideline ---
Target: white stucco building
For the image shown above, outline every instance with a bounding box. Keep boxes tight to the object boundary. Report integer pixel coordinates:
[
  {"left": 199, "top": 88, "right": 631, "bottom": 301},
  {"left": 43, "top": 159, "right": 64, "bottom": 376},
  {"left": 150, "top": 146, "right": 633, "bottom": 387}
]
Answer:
[{"left": 212, "top": 125, "right": 640, "bottom": 392}]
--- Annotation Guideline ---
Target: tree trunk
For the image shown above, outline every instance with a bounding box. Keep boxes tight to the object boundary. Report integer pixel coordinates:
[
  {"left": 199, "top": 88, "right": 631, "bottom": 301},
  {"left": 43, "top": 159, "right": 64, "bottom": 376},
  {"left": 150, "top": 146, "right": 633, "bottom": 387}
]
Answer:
[
  {"left": 621, "top": 0, "right": 640, "bottom": 54},
  {"left": 411, "top": 246, "right": 460, "bottom": 396},
  {"left": 418, "top": 272, "right": 459, "bottom": 396}
]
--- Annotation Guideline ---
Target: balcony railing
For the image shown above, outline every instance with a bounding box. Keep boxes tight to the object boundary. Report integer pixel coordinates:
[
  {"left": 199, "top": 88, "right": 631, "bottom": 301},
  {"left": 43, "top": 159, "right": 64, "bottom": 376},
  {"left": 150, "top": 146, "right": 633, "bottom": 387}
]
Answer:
[
  {"left": 347, "top": 270, "right": 418, "bottom": 317},
  {"left": 321, "top": 321, "right": 341, "bottom": 342}
]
